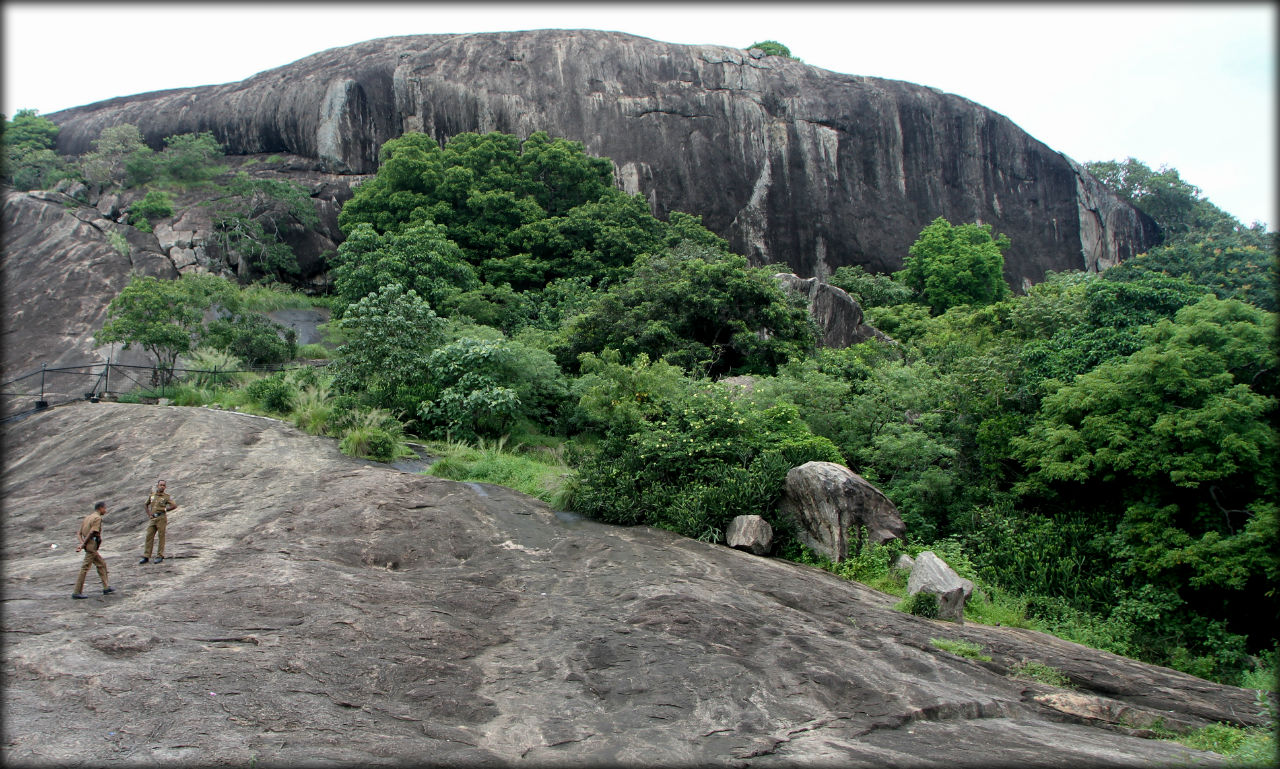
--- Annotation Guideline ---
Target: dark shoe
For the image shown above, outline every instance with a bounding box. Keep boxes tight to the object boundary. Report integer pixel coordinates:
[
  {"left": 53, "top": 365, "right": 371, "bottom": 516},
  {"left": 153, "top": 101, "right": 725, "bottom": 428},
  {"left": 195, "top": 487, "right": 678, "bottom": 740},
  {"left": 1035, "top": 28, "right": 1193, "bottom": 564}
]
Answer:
[
  {"left": 72, "top": 593, "right": 87, "bottom": 599},
  {"left": 102, "top": 587, "right": 115, "bottom": 595},
  {"left": 138, "top": 557, "right": 150, "bottom": 564},
  {"left": 154, "top": 556, "right": 164, "bottom": 564}
]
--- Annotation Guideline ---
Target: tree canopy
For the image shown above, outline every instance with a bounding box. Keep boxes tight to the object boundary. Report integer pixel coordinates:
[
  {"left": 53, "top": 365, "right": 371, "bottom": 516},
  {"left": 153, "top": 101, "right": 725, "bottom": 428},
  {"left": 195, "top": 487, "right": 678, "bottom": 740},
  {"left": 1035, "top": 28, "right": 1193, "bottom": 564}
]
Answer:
[{"left": 896, "top": 217, "right": 1012, "bottom": 314}]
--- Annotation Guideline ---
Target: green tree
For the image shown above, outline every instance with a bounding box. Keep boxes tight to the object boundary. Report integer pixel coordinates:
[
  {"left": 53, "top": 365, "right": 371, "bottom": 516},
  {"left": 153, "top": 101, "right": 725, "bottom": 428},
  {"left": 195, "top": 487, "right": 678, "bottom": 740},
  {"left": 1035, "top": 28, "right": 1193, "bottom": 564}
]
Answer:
[
  {"left": 94, "top": 274, "right": 237, "bottom": 380},
  {"left": 329, "top": 283, "right": 446, "bottom": 416},
  {"left": 128, "top": 189, "right": 174, "bottom": 232},
  {"left": 157, "top": 131, "right": 224, "bottom": 182},
  {"left": 80, "top": 124, "right": 154, "bottom": 188},
  {"left": 1012, "top": 295, "right": 1278, "bottom": 672},
  {"left": 2, "top": 109, "right": 59, "bottom": 151},
  {"left": 558, "top": 242, "right": 818, "bottom": 377},
  {"left": 1085, "top": 157, "right": 1255, "bottom": 241},
  {"left": 897, "top": 217, "right": 1012, "bottom": 314},
  {"left": 747, "top": 40, "right": 799, "bottom": 60},
  {"left": 330, "top": 221, "right": 478, "bottom": 315},
  {"left": 201, "top": 313, "right": 297, "bottom": 364},
  {"left": 2, "top": 109, "right": 74, "bottom": 189},
  {"left": 570, "top": 385, "right": 841, "bottom": 541},
  {"left": 415, "top": 337, "right": 570, "bottom": 440},
  {"left": 1103, "top": 234, "right": 1278, "bottom": 312},
  {"left": 828, "top": 264, "right": 915, "bottom": 308},
  {"left": 494, "top": 188, "right": 670, "bottom": 290},
  {"left": 206, "top": 172, "right": 319, "bottom": 280}
]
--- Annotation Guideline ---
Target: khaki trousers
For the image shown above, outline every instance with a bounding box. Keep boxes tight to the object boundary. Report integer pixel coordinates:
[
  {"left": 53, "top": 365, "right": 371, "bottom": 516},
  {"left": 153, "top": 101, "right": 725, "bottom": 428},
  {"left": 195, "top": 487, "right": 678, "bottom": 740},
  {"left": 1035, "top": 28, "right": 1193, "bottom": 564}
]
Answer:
[
  {"left": 76, "top": 539, "right": 108, "bottom": 593},
  {"left": 144, "top": 514, "right": 167, "bottom": 558}
]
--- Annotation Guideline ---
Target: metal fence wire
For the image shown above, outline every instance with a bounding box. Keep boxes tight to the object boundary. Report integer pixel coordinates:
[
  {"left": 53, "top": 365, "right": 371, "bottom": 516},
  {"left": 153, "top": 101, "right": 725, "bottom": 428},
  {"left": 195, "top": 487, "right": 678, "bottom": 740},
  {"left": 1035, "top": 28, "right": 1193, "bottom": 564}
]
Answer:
[{"left": 0, "top": 359, "right": 324, "bottom": 423}]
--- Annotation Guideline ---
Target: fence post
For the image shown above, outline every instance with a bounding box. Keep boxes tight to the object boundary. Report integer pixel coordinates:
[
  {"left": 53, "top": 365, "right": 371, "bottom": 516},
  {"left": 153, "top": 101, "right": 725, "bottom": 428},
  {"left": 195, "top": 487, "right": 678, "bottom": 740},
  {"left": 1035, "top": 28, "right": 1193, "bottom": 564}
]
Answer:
[
  {"left": 104, "top": 357, "right": 110, "bottom": 396},
  {"left": 36, "top": 363, "right": 49, "bottom": 409}
]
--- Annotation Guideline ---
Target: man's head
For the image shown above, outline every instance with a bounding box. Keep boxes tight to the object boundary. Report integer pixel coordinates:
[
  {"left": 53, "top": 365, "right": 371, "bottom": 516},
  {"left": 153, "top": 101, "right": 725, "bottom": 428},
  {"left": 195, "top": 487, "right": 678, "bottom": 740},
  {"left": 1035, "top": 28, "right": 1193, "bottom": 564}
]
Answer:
[
  {"left": 95, "top": 501, "right": 107, "bottom": 515},
  {"left": 156, "top": 480, "right": 166, "bottom": 491}
]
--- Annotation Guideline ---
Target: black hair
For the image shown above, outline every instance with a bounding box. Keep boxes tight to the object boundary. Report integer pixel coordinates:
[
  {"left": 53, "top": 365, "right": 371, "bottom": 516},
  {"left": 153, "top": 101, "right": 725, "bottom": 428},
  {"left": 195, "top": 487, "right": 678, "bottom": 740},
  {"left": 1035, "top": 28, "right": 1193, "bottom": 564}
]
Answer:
[{"left": 94, "top": 501, "right": 106, "bottom": 511}]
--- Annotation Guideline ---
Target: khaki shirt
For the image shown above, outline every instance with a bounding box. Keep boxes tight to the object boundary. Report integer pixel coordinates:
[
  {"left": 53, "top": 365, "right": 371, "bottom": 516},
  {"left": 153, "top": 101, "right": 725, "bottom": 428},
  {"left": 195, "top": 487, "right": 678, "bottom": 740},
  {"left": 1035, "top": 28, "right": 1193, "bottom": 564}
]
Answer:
[
  {"left": 78, "top": 511, "right": 104, "bottom": 543},
  {"left": 147, "top": 491, "right": 175, "bottom": 517}
]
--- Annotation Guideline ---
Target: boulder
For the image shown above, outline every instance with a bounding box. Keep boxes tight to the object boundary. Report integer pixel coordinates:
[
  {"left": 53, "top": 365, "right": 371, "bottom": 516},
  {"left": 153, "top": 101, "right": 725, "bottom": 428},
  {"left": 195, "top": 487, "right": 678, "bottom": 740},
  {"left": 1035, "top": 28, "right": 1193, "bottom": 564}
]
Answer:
[
  {"left": 778, "top": 461, "right": 905, "bottom": 562},
  {"left": 725, "top": 514, "right": 773, "bottom": 555},
  {"left": 907, "top": 551, "right": 975, "bottom": 623},
  {"left": 774, "top": 273, "right": 890, "bottom": 348},
  {"left": 891, "top": 553, "right": 915, "bottom": 574}
]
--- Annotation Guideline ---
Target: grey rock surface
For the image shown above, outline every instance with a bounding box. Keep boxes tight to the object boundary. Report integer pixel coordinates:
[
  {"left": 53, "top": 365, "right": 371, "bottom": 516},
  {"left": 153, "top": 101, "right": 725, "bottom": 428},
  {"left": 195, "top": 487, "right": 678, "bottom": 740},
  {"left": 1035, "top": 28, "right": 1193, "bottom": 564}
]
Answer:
[
  {"left": 46, "top": 30, "right": 1159, "bottom": 288},
  {"left": 774, "top": 272, "right": 890, "bottom": 348},
  {"left": 908, "top": 551, "right": 977, "bottom": 602},
  {"left": 725, "top": 515, "right": 773, "bottom": 556},
  {"left": 2, "top": 403, "right": 1262, "bottom": 765},
  {"left": 1, "top": 164, "right": 348, "bottom": 386},
  {"left": 779, "top": 461, "right": 906, "bottom": 562}
]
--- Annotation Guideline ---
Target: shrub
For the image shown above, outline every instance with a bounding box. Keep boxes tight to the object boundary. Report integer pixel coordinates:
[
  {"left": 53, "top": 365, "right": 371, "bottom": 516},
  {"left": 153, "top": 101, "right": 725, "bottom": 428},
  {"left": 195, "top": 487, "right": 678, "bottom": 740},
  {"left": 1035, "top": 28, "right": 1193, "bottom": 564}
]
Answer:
[
  {"left": 129, "top": 189, "right": 174, "bottom": 229},
  {"left": 1009, "top": 660, "right": 1072, "bottom": 687},
  {"left": 569, "top": 387, "right": 843, "bottom": 542},
  {"left": 295, "top": 343, "right": 331, "bottom": 360},
  {"left": 898, "top": 592, "right": 939, "bottom": 618},
  {"left": 339, "top": 426, "right": 404, "bottom": 462},
  {"left": 202, "top": 313, "right": 297, "bottom": 365},
  {"left": 246, "top": 373, "right": 296, "bottom": 413},
  {"left": 107, "top": 230, "right": 130, "bottom": 257},
  {"left": 180, "top": 346, "right": 246, "bottom": 388},
  {"left": 292, "top": 383, "right": 334, "bottom": 435}
]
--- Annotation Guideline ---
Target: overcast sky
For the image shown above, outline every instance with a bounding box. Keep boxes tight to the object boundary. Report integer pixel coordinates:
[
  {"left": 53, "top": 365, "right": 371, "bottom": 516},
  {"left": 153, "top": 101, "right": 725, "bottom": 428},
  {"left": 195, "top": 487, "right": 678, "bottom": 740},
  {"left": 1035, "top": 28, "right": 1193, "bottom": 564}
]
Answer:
[{"left": 4, "top": 2, "right": 1275, "bottom": 228}]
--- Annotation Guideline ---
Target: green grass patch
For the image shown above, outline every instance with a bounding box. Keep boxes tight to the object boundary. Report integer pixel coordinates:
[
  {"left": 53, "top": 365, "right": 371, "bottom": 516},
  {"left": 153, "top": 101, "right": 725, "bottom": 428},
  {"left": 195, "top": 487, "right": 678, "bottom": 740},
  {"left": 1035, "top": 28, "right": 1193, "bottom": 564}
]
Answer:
[
  {"left": 295, "top": 343, "right": 331, "bottom": 360},
  {"left": 929, "top": 638, "right": 992, "bottom": 661},
  {"left": 422, "top": 436, "right": 571, "bottom": 505},
  {"left": 236, "top": 282, "right": 334, "bottom": 312},
  {"left": 1009, "top": 659, "right": 1073, "bottom": 687}
]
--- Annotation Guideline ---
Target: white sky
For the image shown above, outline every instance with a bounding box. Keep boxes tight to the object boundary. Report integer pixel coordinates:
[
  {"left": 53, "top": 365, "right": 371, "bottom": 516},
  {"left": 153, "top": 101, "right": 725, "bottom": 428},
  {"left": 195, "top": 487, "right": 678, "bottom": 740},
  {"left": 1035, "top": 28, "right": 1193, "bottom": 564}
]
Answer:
[{"left": 3, "top": 2, "right": 1275, "bottom": 228}]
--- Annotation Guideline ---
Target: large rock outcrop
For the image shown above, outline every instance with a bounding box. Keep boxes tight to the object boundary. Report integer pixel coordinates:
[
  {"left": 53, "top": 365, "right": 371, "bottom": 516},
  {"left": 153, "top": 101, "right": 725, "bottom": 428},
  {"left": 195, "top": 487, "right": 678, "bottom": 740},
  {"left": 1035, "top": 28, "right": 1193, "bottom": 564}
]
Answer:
[
  {"left": 774, "top": 272, "right": 890, "bottom": 347},
  {"left": 1, "top": 402, "right": 1263, "bottom": 765},
  {"left": 779, "top": 461, "right": 907, "bottom": 561},
  {"left": 46, "top": 30, "right": 1160, "bottom": 288}
]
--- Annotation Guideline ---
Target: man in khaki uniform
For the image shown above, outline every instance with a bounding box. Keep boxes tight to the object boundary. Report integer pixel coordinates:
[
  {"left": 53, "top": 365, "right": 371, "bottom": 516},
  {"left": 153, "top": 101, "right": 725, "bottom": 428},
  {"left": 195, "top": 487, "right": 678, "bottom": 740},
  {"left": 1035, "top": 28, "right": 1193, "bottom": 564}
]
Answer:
[
  {"left": 74, "top": 502, "right": 114, "bottom": 599},
  {"left": 139, "top": 479, "right": 178, "bottom": 564}
]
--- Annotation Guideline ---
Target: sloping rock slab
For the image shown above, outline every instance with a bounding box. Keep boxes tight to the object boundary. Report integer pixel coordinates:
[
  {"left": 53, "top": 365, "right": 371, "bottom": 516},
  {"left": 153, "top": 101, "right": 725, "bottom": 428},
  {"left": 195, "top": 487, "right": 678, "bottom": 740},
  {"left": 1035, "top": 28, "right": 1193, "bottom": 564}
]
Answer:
[{"left": 1, "top": 402, "right": 1258, "bottom": 766}]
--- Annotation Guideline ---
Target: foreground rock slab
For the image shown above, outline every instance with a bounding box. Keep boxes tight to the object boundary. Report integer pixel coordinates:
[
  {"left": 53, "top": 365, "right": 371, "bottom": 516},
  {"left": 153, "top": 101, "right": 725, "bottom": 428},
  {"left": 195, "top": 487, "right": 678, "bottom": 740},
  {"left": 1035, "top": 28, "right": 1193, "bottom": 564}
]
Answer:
[{"left": 2, "top": 403, "right": 1259, "bottom": 766}]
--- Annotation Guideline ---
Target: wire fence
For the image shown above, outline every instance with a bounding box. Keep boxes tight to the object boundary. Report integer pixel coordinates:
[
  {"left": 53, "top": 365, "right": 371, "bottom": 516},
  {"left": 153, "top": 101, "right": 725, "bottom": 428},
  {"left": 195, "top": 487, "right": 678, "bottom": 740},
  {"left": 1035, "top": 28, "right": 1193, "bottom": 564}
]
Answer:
[{"left": 0, "top": 359, "right": 325, "bottom": 423}]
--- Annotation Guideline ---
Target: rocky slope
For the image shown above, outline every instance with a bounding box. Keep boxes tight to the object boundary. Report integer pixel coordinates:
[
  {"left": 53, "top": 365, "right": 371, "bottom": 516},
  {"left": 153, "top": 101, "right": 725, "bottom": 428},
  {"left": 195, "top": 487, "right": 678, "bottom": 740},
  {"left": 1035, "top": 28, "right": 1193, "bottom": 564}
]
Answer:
[
  {"left": 1, "top": 402, "right": 1263, "bottom": 766},
  {"left": 46, "top": 29, "right": 1159, "bottom": 288}
]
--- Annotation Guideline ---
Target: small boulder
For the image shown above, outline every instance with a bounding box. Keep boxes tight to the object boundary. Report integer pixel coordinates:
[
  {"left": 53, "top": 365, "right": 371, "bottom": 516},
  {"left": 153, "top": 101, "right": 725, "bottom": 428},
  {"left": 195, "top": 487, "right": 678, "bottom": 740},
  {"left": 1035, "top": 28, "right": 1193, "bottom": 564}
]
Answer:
[
  {"left": 725, "top": 515, "right": 773, "bottom": 556},
  {"left": 906, "top": 551, "right": 974, "bottom": 623},
  {"left": 891, "top": 553, "right": 915, "bottom": 574},
  {"left": 778, "top": 461, "right": 905, "bottom": 562}
]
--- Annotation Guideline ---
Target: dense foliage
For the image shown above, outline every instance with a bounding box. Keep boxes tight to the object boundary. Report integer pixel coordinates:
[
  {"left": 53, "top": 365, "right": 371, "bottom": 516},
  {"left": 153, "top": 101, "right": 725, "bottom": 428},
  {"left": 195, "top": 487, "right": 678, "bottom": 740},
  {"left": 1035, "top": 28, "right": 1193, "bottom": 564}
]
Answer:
[{"left": 555, "top": 243, "right": 819, "bottom": 377}]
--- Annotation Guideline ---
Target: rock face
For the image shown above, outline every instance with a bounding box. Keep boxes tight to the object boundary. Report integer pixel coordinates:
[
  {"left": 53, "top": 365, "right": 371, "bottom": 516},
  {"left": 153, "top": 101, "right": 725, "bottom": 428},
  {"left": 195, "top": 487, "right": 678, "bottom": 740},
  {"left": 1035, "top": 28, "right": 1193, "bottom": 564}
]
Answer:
[
  {"left": 778, "top": 461, "right": 906, "bottom": 562},
  {"left": 0, "top": 162, "right": 352, "bottom": 385},
  {"left": 1, "top": 402, "right": 1264, "bottom": 765},
  {"left": 774, "top": 272, "right": 889, "bottom": 347},
  {"left": 0, "top": 190, "right": 165, "bottom": 380},
  {"left": 45, "top": 30, "right": 1159, "bottom": 287}
]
